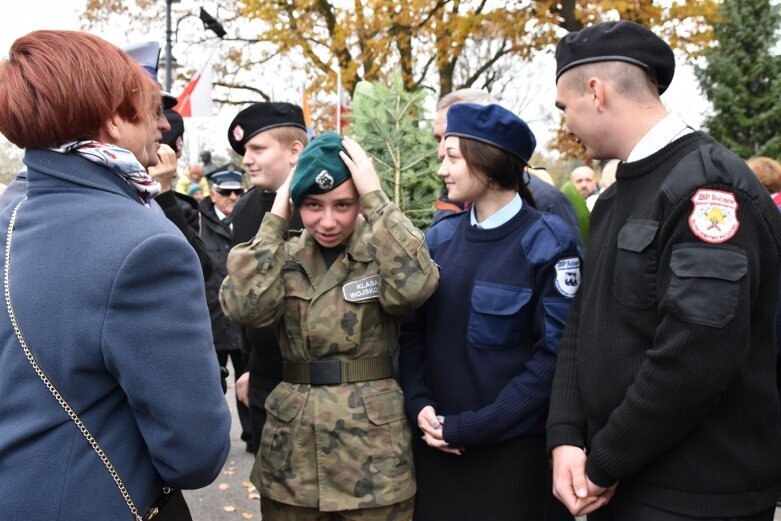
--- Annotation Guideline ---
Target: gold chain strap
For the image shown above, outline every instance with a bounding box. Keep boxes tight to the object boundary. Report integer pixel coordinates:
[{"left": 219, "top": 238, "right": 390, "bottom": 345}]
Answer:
[{"left": 4, "top": 199, "right": 142, "bottom": 521}]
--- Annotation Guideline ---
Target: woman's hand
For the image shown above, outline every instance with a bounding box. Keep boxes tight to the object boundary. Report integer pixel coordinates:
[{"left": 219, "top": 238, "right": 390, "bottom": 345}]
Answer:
[
  {"left": 417, "top": 405, "right": 463, "bottom": 455},
  {"left": 339, "top": 136, "right": 382, "bottom": 197},
  {"left": 270, "top": 169, "right": 295, "bottom": 221}
]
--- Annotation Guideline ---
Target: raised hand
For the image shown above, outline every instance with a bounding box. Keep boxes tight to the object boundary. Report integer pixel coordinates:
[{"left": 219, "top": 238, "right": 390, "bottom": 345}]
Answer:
[
  {"left": 270, "top": 169, "right": 295, "bottom": 221},
  {"left": 148, "top": 144, "right": 178, "bottom": 192},
  {"left": 339, "top": 136, "right": 382, "bottom": 197}
]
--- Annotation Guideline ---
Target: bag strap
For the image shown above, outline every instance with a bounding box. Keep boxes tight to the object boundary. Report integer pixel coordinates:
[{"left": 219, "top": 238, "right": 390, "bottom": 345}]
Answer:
[{"left": 4, "top": 199, "right": 143, "bottom": 521}]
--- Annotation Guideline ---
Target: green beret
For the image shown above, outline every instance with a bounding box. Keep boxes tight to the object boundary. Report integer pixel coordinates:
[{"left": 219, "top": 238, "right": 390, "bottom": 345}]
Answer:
[{"left": 290, "top": 132, "right": 351, "bottom": 207}]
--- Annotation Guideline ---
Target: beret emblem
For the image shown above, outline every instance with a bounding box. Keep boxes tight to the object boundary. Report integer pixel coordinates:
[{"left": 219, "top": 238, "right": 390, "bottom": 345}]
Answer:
[
  {"left": 232, "top": 125, "right": 244, "bottom": 143},
  {"left": 315, "top": 170, "right": 334, "bottom": 190}
]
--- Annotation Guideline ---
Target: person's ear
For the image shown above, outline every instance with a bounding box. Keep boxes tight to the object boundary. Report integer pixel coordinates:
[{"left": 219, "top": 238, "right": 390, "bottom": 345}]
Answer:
[
  {"left": 289, "top": 140, "right": 305, "bottom": 164},
  {"left": 98, "top": 115, "right": 122, "bottom": 144},
  {"left": 588, "top": 77, "right": 607, "bottom": 112}
]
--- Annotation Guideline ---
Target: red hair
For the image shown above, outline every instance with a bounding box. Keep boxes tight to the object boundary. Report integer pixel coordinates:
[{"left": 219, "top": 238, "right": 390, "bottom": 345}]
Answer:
[{"left": 0, "top": 30, "right": 160, "bottom": 149}]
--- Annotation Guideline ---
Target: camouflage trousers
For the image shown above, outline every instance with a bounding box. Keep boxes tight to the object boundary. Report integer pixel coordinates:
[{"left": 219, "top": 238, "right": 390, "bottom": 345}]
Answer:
[{"left": 261, "top": 497, "right": 414, "bottom": 521}]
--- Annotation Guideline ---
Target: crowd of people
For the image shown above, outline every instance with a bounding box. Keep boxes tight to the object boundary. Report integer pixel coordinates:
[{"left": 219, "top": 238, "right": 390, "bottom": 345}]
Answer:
[{"left": 1, "top": 18, "right": 781, "bottom": 521}]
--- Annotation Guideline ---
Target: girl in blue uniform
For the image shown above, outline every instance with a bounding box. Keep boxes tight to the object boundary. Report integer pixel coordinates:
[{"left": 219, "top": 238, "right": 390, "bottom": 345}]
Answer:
[{"left": 399, "top": 103, "right": 581, "bottom": 520}]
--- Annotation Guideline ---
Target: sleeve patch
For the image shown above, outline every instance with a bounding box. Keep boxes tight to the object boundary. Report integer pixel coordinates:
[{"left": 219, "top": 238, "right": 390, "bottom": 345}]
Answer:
[
  {"left": 554, "top": 257, "right": 580, "bottom": 298},
  {"left": 688, "top": 189, "right": 739, "bottom": 243}
]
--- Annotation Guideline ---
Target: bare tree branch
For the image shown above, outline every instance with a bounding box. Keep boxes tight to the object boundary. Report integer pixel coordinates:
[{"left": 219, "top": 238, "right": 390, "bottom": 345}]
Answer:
[{"left": 213, "top": 82, "right": 270, "bottom": 101}]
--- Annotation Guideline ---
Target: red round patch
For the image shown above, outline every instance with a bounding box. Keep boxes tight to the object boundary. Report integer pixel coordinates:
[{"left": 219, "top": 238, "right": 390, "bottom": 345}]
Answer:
[{"left": 232, "top": 124, "right": 244, "bottom": 143}]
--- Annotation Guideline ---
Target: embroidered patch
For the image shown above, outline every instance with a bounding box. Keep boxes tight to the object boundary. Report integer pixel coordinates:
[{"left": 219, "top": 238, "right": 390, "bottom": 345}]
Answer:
[
  {"left": 343, "top": 275, "right": 380, "bottom": 302},
  {"left": 554, "top": 257, "right": 580, "bottom": 298},
  {"left": 689, "top": 189, "right": 739, "bottom": 243},
  {"left": 316, "top": 170, "right": 334, "bottom": 190},
  {"left": 232, "top": 124, "right": 244, "bottom": 143}
]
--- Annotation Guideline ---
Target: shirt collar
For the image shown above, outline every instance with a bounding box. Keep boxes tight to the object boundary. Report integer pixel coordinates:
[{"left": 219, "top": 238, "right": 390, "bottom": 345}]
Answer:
[
  {"left": 214, "top": 205, "right": 228, "bottom": 222},
  {"left": 626, "top": 112, "right": 693, "bottom": 162},
  {"left": 470, "top": 193, "right": 522, "bottom": 229}
]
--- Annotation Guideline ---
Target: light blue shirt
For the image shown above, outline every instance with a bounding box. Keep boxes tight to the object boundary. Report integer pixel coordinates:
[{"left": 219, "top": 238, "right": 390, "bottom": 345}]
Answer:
[{"left": 470, "top": 193, "right": 523, "bottom": 229}]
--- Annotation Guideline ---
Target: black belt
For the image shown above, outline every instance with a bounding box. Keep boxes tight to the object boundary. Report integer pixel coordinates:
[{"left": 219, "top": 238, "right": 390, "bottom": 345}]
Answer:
[{"left": 282, "top": 357, "right": 394, "bottom": 385}]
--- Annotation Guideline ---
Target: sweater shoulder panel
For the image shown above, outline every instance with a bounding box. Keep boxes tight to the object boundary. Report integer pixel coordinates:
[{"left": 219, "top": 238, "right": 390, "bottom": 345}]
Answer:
[
  {"left": 662, "top": 140, "right": 766, "bottom": 206},
  {"left": 521, "top": 212, "right": 580, "bottom": 265},
  {"left": 425, "top": 211, "right": 462, "bottom": 252}
]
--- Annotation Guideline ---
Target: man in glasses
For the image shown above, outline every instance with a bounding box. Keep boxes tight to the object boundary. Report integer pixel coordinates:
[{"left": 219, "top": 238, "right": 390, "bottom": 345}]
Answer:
[{"left": 200, "top": 165, "right": 253, "bottom": 449}]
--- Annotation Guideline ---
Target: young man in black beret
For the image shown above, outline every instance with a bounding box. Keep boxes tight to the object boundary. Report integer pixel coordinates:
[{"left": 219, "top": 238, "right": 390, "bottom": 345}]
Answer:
[
  {"left": 224, "top": 102, "right": 309, "bottom": 453},
  {"left": 547, "top": 20, "right": 781, "bottom": 520}
]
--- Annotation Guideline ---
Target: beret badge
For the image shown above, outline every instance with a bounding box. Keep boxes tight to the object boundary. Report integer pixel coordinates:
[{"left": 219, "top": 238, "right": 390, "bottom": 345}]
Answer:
[
  {"left": 316, "top": 170, "right": 334, "bottom": 190},
  {"left": 232, "top": 125, "right": 244, "bottom": 143}
]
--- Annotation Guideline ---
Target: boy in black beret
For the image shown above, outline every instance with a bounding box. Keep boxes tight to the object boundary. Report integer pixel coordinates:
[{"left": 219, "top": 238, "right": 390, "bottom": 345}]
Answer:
[
  {"left": 225, "top": 102, "right": 310, "bottom": 454},
  {"left": 548, "top": 20, "right": 781, "bottom": 521}
]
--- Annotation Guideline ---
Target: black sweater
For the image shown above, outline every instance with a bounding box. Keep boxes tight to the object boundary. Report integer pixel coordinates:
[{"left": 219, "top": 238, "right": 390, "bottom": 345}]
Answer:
[{"left": 547, "top": 132, "right": 781, "bottom": 516}]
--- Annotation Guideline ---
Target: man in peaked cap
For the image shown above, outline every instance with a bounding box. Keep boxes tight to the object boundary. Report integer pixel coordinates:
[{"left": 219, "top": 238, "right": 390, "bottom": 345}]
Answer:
[
  {"left": 223, "top": 102, "right": 309, "bottom": 453},
  {"left": 198, "top": 165, "right": 253, "bottom": 450},
  {"left": 547, "top": 20, "right": 781, "bottom": 520}
]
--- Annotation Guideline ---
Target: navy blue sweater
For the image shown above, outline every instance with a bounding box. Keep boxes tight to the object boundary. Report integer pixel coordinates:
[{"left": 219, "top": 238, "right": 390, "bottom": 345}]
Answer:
[{"left": 399, "top": 204, "right": 580, "bottom": 448}]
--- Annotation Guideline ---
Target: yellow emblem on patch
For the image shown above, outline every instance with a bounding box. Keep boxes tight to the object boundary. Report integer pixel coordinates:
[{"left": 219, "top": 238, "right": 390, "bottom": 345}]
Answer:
[{"left": 689, "top": 189, "right": 739, "bottom": 243}]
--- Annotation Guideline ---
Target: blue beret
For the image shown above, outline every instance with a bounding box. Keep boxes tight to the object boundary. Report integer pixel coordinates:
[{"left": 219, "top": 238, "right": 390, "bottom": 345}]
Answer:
[
  {"left": 290, "top": 132, "right": 351, "bottom": 208},
  {"left": 445, "top": 103, "right": 536, "bottom": 163},
  {"left": 555, "top": 21, "right": 675, "bottom": 95},
  {"left": 228, "top": 102, "right": 306, "bottom": 155}
]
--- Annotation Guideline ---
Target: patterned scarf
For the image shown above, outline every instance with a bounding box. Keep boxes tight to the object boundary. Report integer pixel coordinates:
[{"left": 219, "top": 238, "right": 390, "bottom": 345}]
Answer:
[{"left": 51, "top": 140, "right": 161, "bottom": 203}]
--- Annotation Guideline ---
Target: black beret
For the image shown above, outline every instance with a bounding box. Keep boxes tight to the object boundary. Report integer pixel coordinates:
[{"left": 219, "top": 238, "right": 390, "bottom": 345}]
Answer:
[
  {"left": 445, "top": 103, "right": 536, "bottom": 163},
  {"left": 228, "top": 102, "right": 306, "bottom": 155},
  {"left": 161, "top": 109, "right": 184, "bottom": 153},
  {"left": 290, "top": 132, "right": 351, "bottom": 208},
  {"left": 555, "top": 20, "right": 675, "bottom": 95},
  {"left": 162, "top": 92, "right": 178, "bottom": 110}
]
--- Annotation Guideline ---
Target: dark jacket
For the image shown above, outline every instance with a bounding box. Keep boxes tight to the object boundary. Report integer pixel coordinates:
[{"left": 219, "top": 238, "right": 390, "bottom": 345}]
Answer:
[
  {"left": 155, "top": 190, "right": 212, "bottom": 280},
  {"left": 230, "top": 188, "right": 302, "bottom": 389},
  {"left": 200, "top": 196, "right": 243, "bottom": 352}
]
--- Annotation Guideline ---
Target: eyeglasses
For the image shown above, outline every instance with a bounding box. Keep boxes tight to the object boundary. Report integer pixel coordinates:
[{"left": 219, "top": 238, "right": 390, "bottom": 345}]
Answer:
[{"left": 215, "top": 188, "right": 244, "bottom": 197}]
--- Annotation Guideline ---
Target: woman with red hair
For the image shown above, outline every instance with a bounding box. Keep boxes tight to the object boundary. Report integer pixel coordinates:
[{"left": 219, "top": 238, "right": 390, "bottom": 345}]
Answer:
[{"left": 0, "top": 31, "right": 231, "bottom": 520}]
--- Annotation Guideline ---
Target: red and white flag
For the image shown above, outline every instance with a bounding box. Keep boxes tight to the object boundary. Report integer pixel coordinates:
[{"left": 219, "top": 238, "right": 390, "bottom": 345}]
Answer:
[{"left": 173, "top": 55, "right": 213, "bottom": 118}]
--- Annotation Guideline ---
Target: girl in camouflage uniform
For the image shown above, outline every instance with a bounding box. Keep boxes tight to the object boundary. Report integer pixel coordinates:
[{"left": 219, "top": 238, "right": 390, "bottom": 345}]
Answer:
[{"left": 220, "top": 132, "right": 439, "bottom": 521}]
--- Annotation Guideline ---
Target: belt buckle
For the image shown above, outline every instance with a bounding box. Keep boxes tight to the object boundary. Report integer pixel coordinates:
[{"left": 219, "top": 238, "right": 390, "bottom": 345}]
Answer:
[{"left": 309, "top": 360, "right": 342, "bottom": 385}]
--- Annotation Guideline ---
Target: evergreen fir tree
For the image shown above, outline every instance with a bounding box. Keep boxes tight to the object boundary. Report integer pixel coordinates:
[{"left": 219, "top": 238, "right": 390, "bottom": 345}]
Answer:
[
  {"left": 348, "top": 75, "right": 441, "bottom": 229},
  {"left": 696, "top": 0, "right": 781, "bottom": 158}
]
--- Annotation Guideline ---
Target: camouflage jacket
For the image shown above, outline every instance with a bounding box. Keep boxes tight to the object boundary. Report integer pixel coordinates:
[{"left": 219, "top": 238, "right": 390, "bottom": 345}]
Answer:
[{"left": 220, "top": 190, "right": 438, "bottom": 510}]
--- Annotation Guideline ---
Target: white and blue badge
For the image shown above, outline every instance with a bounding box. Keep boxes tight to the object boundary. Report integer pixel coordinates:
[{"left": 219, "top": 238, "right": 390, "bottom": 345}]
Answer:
[
  {"left": 554, "top": 257, "right": 580, "bottom": 298},
  {"left": 342, "top": 275, "right": 380, "bottom": 302}
]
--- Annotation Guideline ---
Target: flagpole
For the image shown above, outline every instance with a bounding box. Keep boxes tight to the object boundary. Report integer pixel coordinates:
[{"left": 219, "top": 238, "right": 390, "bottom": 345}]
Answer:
[{"left": 336, "top": 66, "right": 342, "bottom": 134}]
